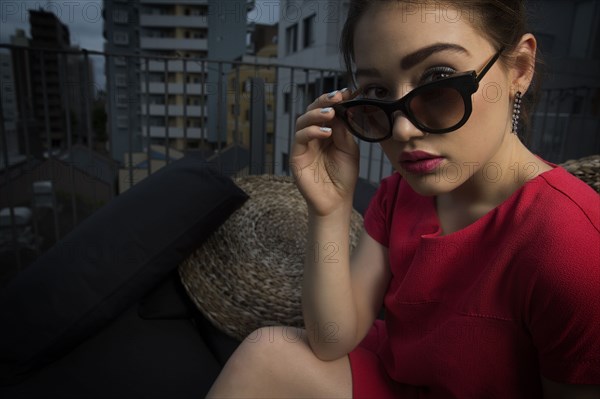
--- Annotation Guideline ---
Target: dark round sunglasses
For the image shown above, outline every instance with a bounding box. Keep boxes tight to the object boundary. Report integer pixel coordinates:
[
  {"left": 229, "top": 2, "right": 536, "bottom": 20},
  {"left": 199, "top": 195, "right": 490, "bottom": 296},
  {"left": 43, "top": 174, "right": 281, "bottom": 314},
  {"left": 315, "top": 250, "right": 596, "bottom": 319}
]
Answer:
[{"left": 332, "top": 47, "right": 505, "bottom": 142}]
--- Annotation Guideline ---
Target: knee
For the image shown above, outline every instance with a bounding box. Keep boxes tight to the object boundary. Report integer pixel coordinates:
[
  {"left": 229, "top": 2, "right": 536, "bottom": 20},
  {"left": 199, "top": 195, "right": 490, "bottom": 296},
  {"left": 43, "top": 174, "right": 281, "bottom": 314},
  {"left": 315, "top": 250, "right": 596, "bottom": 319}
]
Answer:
[
  {"left": 236, "top": 326, "right": 305, "bottom": 360},
  {"left": 225, "top": 326, "right": 306, "bottom": 371}
]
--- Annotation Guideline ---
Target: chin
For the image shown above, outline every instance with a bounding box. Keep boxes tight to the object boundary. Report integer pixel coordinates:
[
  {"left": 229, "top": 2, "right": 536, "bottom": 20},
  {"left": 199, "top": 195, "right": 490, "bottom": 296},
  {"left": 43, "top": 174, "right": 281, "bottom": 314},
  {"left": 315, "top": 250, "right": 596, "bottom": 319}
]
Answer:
[{"left": 399, "top": 170, "right": 458, "bottom": 197}]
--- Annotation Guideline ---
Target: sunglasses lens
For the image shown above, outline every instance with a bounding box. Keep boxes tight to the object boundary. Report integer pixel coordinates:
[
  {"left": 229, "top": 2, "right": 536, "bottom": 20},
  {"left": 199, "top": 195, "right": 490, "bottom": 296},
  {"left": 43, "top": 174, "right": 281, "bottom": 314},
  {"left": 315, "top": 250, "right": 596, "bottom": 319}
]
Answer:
[
  {"left": 345, "top": 105, "right": 389, "bottom": 140},
  {"left": 410, "top": 85, "right": 465, "bottom": 130}
]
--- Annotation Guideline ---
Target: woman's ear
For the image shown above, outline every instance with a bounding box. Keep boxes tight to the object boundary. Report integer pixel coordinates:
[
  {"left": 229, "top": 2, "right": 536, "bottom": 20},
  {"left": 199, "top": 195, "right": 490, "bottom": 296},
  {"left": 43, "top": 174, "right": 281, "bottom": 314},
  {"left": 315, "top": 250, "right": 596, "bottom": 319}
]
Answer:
[{"left": 511, "top": 33, "right": 537, "bottom": 94}]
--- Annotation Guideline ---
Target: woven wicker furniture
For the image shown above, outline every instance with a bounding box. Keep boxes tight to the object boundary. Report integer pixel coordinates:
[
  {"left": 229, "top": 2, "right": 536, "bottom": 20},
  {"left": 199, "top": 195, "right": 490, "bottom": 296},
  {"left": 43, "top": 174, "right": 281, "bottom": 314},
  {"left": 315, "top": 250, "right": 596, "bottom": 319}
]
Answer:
[{"left": 179, "top": 175, "right": 364, "bottom": 341}]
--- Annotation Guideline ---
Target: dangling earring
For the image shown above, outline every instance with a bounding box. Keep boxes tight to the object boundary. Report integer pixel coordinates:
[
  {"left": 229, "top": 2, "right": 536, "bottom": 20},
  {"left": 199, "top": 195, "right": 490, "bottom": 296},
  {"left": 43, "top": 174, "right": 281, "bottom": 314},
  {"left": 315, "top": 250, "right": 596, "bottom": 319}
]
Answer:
[{"left": 511, "top": 91, "right": 522, "bottom": 134}]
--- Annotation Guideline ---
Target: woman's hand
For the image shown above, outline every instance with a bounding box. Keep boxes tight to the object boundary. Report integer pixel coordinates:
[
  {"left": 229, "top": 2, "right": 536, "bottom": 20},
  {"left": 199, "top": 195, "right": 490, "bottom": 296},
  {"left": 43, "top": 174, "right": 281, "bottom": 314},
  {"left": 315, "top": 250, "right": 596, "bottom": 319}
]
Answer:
[{"left": 291, "top": 89, "right": 359, "bottom": 217}]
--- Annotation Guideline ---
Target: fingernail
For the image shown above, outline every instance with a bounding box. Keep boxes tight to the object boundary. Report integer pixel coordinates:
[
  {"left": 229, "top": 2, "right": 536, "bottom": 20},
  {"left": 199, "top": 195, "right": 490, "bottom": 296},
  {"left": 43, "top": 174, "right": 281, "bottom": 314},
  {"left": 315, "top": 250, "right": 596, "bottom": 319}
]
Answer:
[
  {"left": 320, "top": 107, "right": 333, "bottom": 113},
  {"left": 327, "top": 90, "right": 338, "bottom": 99},
  {"left": 340, "top": 88, "right": 348, "bottom": 93},
  {"left": 320, "top": 127, "right": 332, "bottom": 132}
]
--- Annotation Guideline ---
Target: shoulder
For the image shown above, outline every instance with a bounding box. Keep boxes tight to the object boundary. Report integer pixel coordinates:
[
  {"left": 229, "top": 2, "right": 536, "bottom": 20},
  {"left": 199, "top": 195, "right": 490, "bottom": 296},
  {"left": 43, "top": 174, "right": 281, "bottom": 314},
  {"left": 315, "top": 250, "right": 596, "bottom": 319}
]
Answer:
[
  {"left": 517, "top": 170, "right": 600, "bottom": 384},
  {"left": 364, "top": 172, "right": 422, "bottom": 246},
  {"left": 538, "top": 166, "right": 599, "bottom": 229},
  {"left": 509, "top": 166, "right": 599, "bottom": 292},
  {"left": 517, "top": 166, "right": 599, "bottom": 236}
]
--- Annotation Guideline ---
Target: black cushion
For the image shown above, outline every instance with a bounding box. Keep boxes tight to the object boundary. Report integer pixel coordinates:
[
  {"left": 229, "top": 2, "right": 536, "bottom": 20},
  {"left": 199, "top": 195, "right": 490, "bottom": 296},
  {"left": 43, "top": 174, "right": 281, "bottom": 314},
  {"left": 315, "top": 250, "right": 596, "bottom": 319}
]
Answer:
[
  {"left": 0, "top": 300, "right": 223, "bottom": 399},
  {"left": 0, "top": 157, "right": 248, "bottom": 383}
]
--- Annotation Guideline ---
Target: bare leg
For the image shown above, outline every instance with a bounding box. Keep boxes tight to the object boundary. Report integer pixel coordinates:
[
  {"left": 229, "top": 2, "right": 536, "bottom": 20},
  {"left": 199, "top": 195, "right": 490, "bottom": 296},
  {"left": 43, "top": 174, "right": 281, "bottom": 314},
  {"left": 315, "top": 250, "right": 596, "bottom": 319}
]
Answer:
[{"left": 207, "top": 326, "right": 353, "bottom": 398}]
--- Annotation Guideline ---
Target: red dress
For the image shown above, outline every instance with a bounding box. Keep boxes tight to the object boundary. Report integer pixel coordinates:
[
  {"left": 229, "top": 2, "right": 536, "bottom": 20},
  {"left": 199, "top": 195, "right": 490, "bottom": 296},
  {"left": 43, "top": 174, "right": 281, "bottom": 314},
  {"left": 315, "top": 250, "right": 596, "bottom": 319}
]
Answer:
[{"left": 348, "top": 166, "right": 600, "bottom": 398}]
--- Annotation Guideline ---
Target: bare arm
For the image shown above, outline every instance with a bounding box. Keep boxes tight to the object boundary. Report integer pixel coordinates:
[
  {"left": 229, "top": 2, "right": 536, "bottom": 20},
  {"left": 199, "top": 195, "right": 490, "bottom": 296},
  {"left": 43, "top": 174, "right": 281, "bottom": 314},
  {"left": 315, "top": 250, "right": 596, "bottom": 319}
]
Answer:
[
  {"left": 292, "top": 89, "right": 391, "bottom": 361},
  {"left": 303, "top": 218, "right": 391, "bottom": 361}
]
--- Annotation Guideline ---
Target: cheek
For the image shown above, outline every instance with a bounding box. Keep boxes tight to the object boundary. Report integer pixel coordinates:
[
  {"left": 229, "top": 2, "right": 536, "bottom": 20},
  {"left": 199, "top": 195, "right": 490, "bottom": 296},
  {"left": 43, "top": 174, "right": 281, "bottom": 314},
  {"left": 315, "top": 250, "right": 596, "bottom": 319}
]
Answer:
[
  {"left": 467, "top": 86, "right": 510, "bottom": 140},
  {"left": 470, "top": 77, "right": 512, "bottom": 131}
]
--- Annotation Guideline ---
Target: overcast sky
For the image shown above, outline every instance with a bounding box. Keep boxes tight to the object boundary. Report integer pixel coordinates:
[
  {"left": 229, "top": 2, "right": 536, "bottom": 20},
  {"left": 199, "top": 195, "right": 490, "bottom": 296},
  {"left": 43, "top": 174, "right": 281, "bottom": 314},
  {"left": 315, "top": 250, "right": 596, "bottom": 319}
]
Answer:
[{"left": 0, "top": 0, "right": 280, "bottom": 89}]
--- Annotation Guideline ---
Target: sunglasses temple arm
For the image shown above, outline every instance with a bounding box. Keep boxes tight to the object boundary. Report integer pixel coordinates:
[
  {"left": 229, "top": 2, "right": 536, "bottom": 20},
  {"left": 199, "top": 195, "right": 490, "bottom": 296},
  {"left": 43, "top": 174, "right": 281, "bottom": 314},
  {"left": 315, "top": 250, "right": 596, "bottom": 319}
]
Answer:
[{"left": 476, "top": 46, "right": 505, "bottom": 82}]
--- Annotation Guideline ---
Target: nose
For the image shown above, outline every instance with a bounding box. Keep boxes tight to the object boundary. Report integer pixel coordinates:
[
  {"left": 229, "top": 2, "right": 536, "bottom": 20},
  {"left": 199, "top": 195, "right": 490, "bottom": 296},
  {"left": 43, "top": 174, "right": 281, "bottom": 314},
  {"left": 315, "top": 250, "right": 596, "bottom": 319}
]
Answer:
[{"left": 391, "top": 111, "right": 425, "bottom": 142}]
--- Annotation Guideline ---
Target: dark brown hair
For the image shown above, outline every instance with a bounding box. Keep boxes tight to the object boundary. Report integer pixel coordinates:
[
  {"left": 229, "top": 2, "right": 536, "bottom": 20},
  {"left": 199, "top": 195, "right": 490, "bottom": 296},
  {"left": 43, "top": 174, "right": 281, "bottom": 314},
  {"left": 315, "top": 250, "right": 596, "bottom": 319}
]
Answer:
[{"left": 339, "top": 0, "right": 543, "bottom": 138}]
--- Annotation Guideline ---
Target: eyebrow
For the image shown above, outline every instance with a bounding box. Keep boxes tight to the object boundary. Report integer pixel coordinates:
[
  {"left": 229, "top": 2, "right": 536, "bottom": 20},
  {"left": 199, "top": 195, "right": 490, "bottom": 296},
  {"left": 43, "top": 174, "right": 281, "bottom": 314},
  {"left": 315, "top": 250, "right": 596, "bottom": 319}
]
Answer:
[
  {"left": 401, "top": 43, "right": 470, "bottom": 70},
  {"left": 354, "top": 42, "right": 470, "bottom": 80}
]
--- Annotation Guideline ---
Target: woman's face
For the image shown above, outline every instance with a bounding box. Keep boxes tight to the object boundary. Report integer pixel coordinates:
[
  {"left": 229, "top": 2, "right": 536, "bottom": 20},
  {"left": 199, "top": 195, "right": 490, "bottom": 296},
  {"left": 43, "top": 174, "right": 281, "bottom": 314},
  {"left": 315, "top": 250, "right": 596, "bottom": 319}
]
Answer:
[{"left": 353, "top": 2, "right": 514, "bottom": 196}]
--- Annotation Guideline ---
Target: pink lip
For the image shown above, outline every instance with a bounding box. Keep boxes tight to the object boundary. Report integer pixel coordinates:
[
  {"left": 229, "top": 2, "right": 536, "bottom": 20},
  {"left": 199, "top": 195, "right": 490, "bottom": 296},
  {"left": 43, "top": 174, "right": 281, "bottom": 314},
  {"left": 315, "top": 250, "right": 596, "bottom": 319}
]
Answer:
[
  {"left": 399, "top": 151, "right": 444, "bottom": 174},
  {"left": 399, "top": 150, "right": 440, "bottom": 162}
]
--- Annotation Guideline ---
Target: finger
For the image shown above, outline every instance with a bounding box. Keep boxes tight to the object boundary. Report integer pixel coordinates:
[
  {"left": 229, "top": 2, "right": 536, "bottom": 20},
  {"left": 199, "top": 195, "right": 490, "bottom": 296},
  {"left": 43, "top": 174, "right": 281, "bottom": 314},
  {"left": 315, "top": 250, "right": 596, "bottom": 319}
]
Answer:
[
  {"left": 340, "top": 87, "right": 360, "bottom": 101},
  {"left": 306, "top": 88, "right": 352, "bottom": 112},
  {"left": 295, "top": 106, "right": 336, "bottom": 131},
  {"left": 291, "top": 125, "right": 333, "bottom": 157}
]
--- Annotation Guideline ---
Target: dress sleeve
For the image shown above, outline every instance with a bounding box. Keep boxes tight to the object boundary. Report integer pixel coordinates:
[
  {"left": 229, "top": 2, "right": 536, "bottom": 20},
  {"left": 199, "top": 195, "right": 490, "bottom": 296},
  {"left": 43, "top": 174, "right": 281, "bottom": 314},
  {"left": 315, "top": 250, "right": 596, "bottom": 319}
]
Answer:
[
  {"left": 525, "top": 219, "right": 600, "bottom": 384},
  {"left": 363, "top": 173, "right": 401, "bottom": 248}
]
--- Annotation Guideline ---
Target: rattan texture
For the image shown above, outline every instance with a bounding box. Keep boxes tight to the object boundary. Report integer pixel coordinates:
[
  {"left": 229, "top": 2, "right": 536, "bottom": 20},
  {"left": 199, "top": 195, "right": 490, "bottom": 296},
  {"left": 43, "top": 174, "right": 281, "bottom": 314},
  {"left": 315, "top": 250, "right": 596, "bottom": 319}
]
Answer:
[
  {"left": 178, "top": 175, "right": 364, "bottom": 341},
  {"left": 560, "top": 155, "right": 600, "bottom": 193}
]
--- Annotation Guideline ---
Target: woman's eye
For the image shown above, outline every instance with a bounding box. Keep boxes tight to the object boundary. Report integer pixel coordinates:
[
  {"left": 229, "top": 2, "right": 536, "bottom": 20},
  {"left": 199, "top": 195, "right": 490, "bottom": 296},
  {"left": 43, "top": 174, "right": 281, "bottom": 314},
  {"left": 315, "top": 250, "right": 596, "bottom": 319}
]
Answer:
[
  {"left": 421, "top": 66, "right": 456, "bottom": 84},
  {"left": 362, "top": 86, "right": 389, "bottom": 99}
]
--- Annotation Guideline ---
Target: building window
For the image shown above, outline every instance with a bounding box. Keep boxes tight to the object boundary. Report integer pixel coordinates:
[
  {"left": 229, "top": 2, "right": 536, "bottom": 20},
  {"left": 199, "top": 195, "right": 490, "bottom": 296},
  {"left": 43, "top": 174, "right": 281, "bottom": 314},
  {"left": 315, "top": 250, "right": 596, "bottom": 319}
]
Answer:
[
  {"left": 116, "top": 73, "right": 127, "bottom": 87},
  {"left": 186, "top": 73, "right": 204, "bottom": 83},
  {"left": 186, "top": 118, "right": 203, "bottom": 128},
  {"left": 286, "top": 24, "right": 298, "bottom": 54},
  {"left": 117, "top": 115, "right": 129, "bottom": 128},
  {"left": 186, "top": 96, "right": 201, "bottom": 105},
  {"left": 113, "top": 31, "right": 129, "bottom": 45},
  {"left": 190, "top": 7, "right": 205, "bottom": 16},
  {"left": 117, "top": 93, "right": 129, "bottom": 107},
  {"left": 149, "top": 94, "right": 164, "bottom": 105},
  {"left": 113, "top": 9, "right": 129, "bottom": 24},
  {"left": 114, "top": 56, "right": 127, "bottom": 66},
  {"left": 149, "top": 116, "right": 165, "bottom": 126},
  {"left": 303, "top": 14, "right": 316, "bottom": 48}
]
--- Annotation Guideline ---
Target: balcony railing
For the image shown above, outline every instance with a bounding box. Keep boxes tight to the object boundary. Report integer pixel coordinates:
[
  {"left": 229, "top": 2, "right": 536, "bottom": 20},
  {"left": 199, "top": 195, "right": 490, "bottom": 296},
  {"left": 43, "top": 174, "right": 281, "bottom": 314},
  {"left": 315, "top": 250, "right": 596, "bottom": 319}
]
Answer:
[{"left": 1, "top": 44, "right": 599, "bottom": 285}]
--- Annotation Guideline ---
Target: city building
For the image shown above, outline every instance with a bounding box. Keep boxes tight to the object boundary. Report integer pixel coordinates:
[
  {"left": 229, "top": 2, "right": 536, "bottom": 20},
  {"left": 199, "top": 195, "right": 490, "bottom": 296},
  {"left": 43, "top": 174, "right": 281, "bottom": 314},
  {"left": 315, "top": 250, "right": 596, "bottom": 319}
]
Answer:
[
  {"left": 226, "top": 23, "right": 277, "bottom": 172},
  {"left": 28, "top": 9, "right": 69, "bottom": 153},
  {"left": 103, "top": 0, "right": 142, "bottom": 165},
  {"left": 103, "top": 0, "right": 253, "bottom": 164},
  {"left": 0, "top": 52, "right": 20, "bottom": 165},
  {"left": 9, "top": 11, "right": 95, "bottom": 158}
]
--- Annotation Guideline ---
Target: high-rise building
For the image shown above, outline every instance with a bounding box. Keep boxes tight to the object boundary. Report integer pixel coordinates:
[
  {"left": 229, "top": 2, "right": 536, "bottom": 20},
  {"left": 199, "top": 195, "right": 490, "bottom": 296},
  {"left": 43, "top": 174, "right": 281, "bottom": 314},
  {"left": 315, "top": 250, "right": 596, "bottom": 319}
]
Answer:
[
  {"left": 9, "top": 10, "right": 95, "bottom": 158},
  {"left": 10, "top": 10, "right": 71, "bottom": 157},
  {"left": 0, "top": 52, "right": 20, "bottom": 165},
  {"left": 103, "top": 0, "right": 142, "bottom": 164},
  {"left": 103, "top": 0, "right": 253, "bottom": 164}
]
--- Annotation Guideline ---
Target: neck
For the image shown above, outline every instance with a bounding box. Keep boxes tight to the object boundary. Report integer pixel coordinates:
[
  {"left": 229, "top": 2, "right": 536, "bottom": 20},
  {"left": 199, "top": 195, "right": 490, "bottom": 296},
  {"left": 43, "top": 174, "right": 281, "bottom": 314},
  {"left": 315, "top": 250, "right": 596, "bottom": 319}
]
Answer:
[{"left": 435, "top": 133, "right": 552, "bottom": 234}]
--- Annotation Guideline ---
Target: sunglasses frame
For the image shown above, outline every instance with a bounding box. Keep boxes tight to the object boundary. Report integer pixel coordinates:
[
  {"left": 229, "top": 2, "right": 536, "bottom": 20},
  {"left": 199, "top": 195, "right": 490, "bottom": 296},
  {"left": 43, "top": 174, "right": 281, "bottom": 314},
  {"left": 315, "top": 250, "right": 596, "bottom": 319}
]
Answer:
[{"left": 332, "top": 47, "right": 505, "bottom": 142}]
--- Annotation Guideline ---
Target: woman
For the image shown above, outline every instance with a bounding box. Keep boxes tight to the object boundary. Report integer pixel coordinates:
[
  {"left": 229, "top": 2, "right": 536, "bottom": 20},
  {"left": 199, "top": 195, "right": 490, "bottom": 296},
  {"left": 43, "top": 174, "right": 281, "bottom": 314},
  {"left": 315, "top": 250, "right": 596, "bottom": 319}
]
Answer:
[{"left": 208, "top": 1, "right": 600, "bottom": 397}]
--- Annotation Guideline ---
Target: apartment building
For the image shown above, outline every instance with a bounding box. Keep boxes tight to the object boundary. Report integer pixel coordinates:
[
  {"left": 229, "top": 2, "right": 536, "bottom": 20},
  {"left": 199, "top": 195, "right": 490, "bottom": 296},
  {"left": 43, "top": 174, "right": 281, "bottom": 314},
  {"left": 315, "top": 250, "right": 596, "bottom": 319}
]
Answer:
[
  {"left": 103, "top": 0, "right": 142, "bottom": 164},
  {"left": 0, "top": 53, "right": 18, "bottom": 144},
  {"left": 8, "top": 11, "right": 96, "bottom": 159},
  {"left": 104, "top": 0, "right": 252, "bottom": 164}
]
